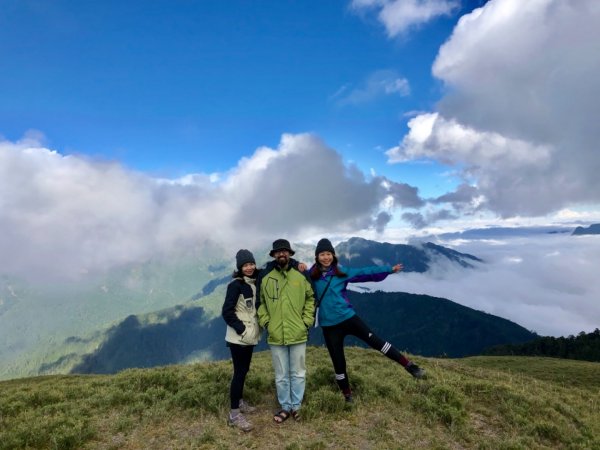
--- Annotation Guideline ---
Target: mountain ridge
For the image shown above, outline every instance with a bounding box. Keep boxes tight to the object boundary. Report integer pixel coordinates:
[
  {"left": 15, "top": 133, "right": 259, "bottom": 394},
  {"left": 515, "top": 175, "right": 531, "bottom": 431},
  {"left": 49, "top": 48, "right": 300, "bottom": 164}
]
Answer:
[
  {"left": 572, "top": 223, "right": 600, "bottom": 235},
  {"left": 65, "top": 290, "right": 536, "bottom": 375}
]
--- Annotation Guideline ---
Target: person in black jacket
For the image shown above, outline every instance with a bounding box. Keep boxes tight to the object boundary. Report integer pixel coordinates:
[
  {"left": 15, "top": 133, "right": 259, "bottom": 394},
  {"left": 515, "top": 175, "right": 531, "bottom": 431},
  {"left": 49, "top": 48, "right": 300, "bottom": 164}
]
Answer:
[{"left": 222, "top": 249, "right": 261, "bottom": 432}]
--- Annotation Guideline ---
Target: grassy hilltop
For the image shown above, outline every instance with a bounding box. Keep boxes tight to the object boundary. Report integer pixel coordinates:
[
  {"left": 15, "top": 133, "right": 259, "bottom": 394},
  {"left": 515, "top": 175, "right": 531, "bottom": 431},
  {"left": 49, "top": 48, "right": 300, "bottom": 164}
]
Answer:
[{"left": 1, "top": 347, "right": 599, "bottom": 450}]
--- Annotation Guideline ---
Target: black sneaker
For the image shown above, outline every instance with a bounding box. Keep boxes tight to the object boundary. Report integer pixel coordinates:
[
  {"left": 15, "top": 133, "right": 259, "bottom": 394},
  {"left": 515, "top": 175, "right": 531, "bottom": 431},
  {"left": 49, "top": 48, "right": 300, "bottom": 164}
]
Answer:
[
  {"left": 344, "top": 394, "right": 353, "bottom": 403},
  {"left": 406, "top": 363, "right": 426, "bottom": 379}
]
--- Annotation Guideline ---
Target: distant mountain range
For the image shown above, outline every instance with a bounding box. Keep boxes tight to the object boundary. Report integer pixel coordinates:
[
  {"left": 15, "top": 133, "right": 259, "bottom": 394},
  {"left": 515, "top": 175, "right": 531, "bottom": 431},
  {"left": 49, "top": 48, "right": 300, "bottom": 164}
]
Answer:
[
  {"left": 66, "top": 290, "right": 536, "bottom": 375},
  {"left": 572, "top": 223, "right": 600, "bottom": 235},
  {"left": 3, "top": 237, "right": 538, "bottom": 379},
  {"left": 52, "top": 239, "right": 533, "bottom": 376},
  {"left": 198, "top": 237, "right": 483, "bottom": 296},
  {"left": 335, "top": 237, "right": 483, "bottom": 270}
]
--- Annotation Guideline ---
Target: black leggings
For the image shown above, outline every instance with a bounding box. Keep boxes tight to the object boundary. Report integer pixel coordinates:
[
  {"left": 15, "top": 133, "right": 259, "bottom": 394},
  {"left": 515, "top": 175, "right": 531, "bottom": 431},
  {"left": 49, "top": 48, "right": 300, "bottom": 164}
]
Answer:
[
  {"left": 321, "top": 315, "right": 410, "bottom": 392},
  {"left": 229, "top": 343, "right": 254, "bottom": 409}
]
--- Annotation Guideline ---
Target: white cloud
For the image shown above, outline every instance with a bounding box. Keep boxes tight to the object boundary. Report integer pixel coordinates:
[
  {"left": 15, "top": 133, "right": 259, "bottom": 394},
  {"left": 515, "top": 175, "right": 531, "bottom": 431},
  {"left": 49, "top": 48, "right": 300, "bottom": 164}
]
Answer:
[
  {"left": 358, "top": 234, "right": 600, "bottom": 337},
  {"left": 388, "top": 113, "right": 553, "bottom": 167},
  {"left": 0, "top": 133, "right": 424, "bottom": 281},
  {"left": 333, "top": 70, "right": 410, "bottom": 105},
  {"left": 351, "top": 0, "right": 460, "bottom": 37},
  {"left": 388, "top": 0, "right": 600, "bottom": 219}
]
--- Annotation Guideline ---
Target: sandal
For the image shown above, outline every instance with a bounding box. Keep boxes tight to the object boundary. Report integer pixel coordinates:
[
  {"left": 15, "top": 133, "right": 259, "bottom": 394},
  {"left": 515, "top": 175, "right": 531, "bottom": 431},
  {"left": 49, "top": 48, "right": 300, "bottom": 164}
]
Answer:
[
  {"left": 291, "top": 410, "right": 301, "bottom": 421},
  {"left": 273, "top": 410, "right": 291, "bottom": 424}
]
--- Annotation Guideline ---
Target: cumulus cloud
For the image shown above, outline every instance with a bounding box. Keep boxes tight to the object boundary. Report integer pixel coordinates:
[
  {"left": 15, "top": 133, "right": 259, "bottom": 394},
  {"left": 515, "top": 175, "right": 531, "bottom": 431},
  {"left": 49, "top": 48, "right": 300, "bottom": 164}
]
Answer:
[
  {"left": 357, "top": 234, "right": 600, "bottom": 337},
  {"left": 401, "top": 211, "right": 428, "bottom": 229},
  {"left": 0, "top": 133, "right": 424, "bottom": 281},
  {"left": 351, "top": 0, "right": 460, "bottom": 37},
  {"left": 401, "top": 208, "right": 456, "bottom": 229},
  {"left": 388, "top": 0, "right": 600, "bottom": 219},
  {"left": 333, "top": 70, "right": 410, "bottom": 105},
  {"left": 432, "top": 183, "right": 480, "bottom": 209},
  {"left": 374, "top": 211, "right": 393, "bottom": 232},
  {"left": 387, "top": 179, "right": 424, "bottom": 208}
]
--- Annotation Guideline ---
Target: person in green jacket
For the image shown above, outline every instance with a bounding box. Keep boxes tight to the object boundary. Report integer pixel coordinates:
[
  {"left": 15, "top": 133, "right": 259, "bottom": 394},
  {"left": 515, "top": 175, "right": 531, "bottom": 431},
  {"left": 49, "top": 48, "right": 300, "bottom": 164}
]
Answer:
[{"left": 257, "top": 239, "right": 315, "bottom": 423}]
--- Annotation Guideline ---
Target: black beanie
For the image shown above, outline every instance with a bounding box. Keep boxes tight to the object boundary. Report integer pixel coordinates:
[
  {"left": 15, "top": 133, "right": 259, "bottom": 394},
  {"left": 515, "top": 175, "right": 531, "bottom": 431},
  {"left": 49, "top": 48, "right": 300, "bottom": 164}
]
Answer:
[
  {"left": 315, "top": 238, "right": 335, "bottom": 256},
  {"left": 236, "top": 249, "right": 256, "bottom": 270}
]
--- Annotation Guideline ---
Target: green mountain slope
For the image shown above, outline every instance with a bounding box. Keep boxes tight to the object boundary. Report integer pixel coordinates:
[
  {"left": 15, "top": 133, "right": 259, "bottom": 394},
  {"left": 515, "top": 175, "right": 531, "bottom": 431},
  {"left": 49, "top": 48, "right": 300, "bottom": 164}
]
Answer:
[
  {"left": 345, "top": 291, "right": 536, "bottom": 357},
  {"left": 62, "top": 290, "right": 536, "bottom": 375},
  {"left": 0, "top": 251, "right": 231, "bottom": 380},
  {"left": 1, "top": 348, "right": 598, "bottom": 450}
]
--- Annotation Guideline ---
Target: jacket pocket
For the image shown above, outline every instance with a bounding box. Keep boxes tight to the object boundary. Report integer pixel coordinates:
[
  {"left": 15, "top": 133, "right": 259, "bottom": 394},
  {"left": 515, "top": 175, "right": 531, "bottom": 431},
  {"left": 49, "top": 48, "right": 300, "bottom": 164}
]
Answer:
[{"left": 240, "top": 320, "right": 258, "bottom": 344}]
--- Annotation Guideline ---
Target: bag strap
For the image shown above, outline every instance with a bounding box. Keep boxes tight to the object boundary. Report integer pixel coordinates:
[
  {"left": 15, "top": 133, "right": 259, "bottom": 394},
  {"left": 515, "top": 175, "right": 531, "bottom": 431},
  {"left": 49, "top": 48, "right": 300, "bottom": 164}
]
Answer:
[{"left": 315, "top": 275, "right": 333, "bottom": 308}]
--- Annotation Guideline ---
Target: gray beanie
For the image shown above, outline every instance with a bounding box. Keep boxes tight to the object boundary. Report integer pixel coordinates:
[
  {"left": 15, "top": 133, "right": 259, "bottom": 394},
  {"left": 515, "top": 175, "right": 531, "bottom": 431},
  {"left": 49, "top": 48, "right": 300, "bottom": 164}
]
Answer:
[
  {"left": 315, "top": 238, "right": 335, "bottom": 256},
  {"left": 236, "top": 249, "right": 256, "bottom": 270}
]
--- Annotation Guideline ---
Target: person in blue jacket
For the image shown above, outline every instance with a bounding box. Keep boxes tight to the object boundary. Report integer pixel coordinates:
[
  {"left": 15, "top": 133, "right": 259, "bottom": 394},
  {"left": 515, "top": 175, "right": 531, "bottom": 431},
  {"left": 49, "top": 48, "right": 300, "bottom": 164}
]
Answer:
[{"left": 309, "top": 238, "right": 425, "bottom": 402}]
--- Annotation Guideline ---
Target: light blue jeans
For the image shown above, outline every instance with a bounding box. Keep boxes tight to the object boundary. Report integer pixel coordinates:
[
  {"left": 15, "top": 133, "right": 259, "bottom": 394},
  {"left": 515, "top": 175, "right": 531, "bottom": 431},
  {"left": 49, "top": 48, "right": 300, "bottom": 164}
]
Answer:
[{"left": 270, "top": 343, "right": 307, "bottom": 411}]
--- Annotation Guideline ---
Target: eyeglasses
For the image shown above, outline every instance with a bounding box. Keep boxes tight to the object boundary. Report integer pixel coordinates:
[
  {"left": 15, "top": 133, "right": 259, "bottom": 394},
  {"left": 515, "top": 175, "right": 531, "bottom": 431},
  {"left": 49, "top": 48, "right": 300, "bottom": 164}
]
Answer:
[{"left": 274, "top": 250, "right": 290, "bottom": 255}]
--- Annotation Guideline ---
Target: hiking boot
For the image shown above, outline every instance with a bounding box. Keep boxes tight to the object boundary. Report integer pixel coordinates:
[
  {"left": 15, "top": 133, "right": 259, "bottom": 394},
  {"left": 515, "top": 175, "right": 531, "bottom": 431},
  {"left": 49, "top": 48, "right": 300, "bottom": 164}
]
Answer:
[
  {"left": 406, "top": 363, "right": 426, "bottom": 379},
  {"left": 342, "top": 388, "right": 353, "bottom": 403},
  {"left": 239, "top": 399, "right": 257, "bottom": 414},
  {"left": 228, "top": 413, "right": 254, "bottom": 432}
]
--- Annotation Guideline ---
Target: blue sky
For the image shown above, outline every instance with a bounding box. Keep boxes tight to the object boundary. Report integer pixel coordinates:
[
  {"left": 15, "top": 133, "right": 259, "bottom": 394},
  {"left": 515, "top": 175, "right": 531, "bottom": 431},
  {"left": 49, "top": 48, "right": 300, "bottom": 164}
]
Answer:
[
  {"left": 1, "top": 1, "right": 600, "bottom": 338},
  {"left": 1, "top": 0, "right": 600, "bottom": 279},
  {"left": 1, "top": 0, "right": 484, "bottom": 191}
]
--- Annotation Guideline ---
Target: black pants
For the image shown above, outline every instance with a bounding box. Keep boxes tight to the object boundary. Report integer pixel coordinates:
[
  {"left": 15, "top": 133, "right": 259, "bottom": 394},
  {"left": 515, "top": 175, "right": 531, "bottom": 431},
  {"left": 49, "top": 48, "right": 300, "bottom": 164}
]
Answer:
[
  {"left": 229, "top": 343, "right": 254, "bottom": 409},
  {"left": 321, "top": 314, "right": 409, "bottom": 392}
]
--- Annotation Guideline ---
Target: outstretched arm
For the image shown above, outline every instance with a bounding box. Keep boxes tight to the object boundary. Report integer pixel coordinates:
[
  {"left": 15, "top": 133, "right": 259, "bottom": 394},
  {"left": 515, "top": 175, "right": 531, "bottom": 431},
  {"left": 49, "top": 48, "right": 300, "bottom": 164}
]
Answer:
[{"left": 346, "top": 263, "right": 402, "bottom": 283}]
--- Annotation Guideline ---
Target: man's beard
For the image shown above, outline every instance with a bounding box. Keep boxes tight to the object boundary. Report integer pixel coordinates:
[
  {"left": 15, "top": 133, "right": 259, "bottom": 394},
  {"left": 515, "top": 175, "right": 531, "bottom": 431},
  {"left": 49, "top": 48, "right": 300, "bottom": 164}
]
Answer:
[{"left": 277, "top": 255, "right": 289, "bottom": 268}]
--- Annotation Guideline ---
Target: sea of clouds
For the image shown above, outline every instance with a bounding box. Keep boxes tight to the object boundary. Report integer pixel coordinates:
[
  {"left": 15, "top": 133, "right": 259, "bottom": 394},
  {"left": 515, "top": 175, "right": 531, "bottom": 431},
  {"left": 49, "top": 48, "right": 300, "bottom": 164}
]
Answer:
[{"left": 354, "top": 233, "right": 600, "bottom": 337}]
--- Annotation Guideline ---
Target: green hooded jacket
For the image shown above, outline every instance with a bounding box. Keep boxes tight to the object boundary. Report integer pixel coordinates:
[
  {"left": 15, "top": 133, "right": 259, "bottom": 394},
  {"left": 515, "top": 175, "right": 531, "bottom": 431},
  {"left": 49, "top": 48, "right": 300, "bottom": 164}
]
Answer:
[{"left": 257, "top": 265, "right": 315, "bottom": 345}]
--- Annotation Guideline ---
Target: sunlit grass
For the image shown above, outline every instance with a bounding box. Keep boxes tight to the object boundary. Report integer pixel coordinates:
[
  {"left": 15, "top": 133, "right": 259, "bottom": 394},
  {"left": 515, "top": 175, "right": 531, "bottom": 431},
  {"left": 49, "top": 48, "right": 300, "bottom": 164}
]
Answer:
[{"left": 0, "top": 347, "right": 598, "bottom": 449}]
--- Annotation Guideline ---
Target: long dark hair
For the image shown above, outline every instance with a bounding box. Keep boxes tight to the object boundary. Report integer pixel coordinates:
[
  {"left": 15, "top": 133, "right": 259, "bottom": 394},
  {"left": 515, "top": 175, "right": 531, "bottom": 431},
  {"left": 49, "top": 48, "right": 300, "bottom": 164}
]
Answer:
[{"left": 309, "top": 255, "right": 347, "bottom": 280}]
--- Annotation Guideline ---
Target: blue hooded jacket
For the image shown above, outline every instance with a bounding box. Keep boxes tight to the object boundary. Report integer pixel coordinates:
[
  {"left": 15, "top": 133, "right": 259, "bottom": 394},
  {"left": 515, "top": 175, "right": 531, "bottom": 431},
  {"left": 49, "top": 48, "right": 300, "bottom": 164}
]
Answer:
[{"left": 311, "top": 264, "right": 393, "bottom": 327}]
